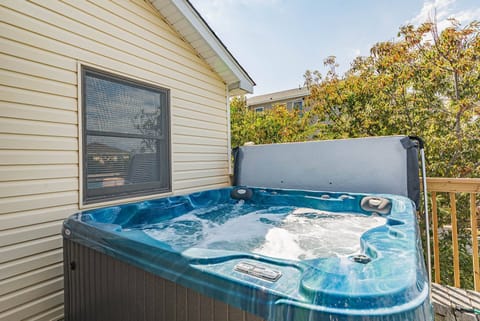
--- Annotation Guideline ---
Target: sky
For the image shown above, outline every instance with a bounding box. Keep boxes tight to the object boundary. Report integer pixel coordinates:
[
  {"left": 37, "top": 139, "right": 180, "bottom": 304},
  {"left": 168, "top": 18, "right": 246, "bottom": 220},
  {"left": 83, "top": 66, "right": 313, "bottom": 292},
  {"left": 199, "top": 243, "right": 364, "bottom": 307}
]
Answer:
[{"left": 189, "top": 0, "right": 480, "bottom": 96}]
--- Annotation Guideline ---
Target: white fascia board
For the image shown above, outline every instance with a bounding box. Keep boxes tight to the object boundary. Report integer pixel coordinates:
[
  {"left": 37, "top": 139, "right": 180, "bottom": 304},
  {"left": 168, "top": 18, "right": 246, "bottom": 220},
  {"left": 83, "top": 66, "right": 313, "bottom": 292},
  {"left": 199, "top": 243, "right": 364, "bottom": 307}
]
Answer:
[{"left": 152, "top": 0, "right": 255, "bottom": 94}]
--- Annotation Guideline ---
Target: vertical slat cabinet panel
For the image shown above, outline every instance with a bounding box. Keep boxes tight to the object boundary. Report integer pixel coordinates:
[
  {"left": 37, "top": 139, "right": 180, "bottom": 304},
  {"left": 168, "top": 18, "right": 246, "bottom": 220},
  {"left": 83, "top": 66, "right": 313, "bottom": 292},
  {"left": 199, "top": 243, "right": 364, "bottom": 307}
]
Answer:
[
  {"left": 186, "top": 288, "right": 200, "bottom": 321},
  {"left": 63, "top": 239, "right": 265, "bottom": 321}
]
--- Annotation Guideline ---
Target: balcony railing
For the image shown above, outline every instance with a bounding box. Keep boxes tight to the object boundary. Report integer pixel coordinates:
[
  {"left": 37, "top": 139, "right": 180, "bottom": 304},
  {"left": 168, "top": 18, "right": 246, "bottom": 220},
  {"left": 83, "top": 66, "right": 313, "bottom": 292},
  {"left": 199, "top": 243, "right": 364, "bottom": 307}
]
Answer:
[{"left": 424, "top": 177, "right": 480, "bottom": 291}]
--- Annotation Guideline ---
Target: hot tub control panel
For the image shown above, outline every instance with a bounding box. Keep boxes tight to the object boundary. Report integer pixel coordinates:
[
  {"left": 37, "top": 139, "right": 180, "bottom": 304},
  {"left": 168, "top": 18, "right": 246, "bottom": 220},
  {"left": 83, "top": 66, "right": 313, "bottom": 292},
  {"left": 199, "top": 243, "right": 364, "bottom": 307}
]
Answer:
[{"left": 234, "top": 261, "right": 282, "bottom": 282}]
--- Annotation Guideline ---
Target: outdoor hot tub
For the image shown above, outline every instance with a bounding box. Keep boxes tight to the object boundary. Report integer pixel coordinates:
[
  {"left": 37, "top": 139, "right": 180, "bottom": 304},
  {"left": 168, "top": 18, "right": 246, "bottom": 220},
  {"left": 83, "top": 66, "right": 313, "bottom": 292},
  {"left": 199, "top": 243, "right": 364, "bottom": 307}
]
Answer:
[{"left": 63, "top": 186, "right": 432, "bottom": 321}]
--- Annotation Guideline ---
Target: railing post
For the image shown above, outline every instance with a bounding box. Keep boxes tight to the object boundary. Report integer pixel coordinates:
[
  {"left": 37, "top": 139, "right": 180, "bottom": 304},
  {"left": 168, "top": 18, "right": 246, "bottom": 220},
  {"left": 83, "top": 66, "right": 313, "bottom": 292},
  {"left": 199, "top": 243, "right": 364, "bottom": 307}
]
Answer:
[
  {"left": 425, "top": 177, "right": 480, "bottom": 290},
  {"left": 470, "top": 193, "right": 479, "bottom": 291},
  {"left": 449, "top": 192, "right": 460, "bottom": 288},
  {"left": 431, "top": 192, "right": 441, "bottom": 284}
]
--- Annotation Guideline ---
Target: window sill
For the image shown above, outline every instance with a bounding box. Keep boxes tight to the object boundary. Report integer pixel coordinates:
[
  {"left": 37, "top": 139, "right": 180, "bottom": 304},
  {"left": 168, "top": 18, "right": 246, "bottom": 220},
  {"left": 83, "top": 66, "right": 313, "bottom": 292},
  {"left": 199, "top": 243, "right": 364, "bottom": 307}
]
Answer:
[{"left": 80, "top": 190, "right": 174, "bottom": 210}]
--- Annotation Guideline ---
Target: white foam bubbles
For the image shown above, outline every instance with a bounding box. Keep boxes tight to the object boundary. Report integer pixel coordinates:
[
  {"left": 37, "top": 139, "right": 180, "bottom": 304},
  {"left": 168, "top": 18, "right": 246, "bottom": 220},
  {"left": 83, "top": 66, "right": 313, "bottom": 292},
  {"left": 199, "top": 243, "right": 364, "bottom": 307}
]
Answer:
[
  {"left": 253, "top": 208, "right": 386, "bottom": 260},
  {"left": 143, "top": 204, "right": 386, "bottom": 260}
]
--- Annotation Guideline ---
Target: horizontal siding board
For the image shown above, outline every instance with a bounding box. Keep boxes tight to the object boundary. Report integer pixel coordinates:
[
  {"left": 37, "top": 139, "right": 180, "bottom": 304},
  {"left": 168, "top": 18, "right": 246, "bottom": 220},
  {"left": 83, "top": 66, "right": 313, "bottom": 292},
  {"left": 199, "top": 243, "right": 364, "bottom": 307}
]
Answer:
[
  {"left": 174, "top": 97, "right": 228, "bottom": 118},
  {"left": 0, "top": 22, "right": 80, "bottom": 69},
  {"left": 172, "top": 135, "right": 227, "bottom": 147},
  {"left": 0, "top": 249, "right": 63, "bottom": 281},
  {"left": 0, "top": 52, "right": 77, "bottom": 84},
  {"left": 0, "top": 221, "right": 62, "bottom": 247},
  {"left": 0, "top": 291, "right": 63, "bottom": 321},
  {"left": 2, "top": 22, "right": 226, "bottom": 111},
  {"left": 0, "top": 85, "right": 77, "bottom": 111},
  {"left": 1, "top": 5, "right": 226, "bottom": 104},
  {"left": 173, "top": 176, "right": 229, "bottom": 190},
  {"left": 60, "top": 2, "right": 223, "bottom": 88},
  {"left": 0, "top": 235, "right": 62, "bottom": 264},
  {"left": 0, "top": 191, "right": 78, "bottom": 214},
  {"left": 0, "top": 36, "right": 76, "bottom": 71},
  {"left": 1, "top": 2, "right": 95, "bottom": 50},
  {"left": 173, "top": 153, "right": 228, "bottom": 162},
  {"left": 173, "top": 161, "right": 227, "bottom": 172},
  {"left": 173, "top": 116, "right": 227, "bottom": 132},
  {"left": 0, "top": 151, "right": 78, "bottom": 165},
  {"left": 0, "top": 205, "right": 77, "bottom": 231},
  {"left": 173, "top": 168, "right": 228, "bottom": 181},
  {"left": 172, "top": 144, "right": 227, "bottom": 154},
  {"left": 172, "top": 126, "right": 227, "bottom": 140},
  {"left": 0, "top": 101, "right": 77, "bottom": 124},
  {"left": 36, "top": 0, "right": 223, "bottom": 89},
  {"left": 174, "top": 183, "right": 230, "bottom": 195},
  {"left": 0, "top": 178, "right": 78, "bottom": 198},
  {"left": 0, "top": 276, "right": 63, "bottom": 313},
  {"left": 0, "top": 134, "right": 78, "bottom": 151},
  {"left": 24, "top": 304, "right": 63, "bottom": 321},
  {"left": 0, "top": 165, "right": 78, "bottom": 182},
  {"left": 173, "top": 107, "right": 226, "bottom": 126},
  {"left": 0, "top": 263, "right": 63, "bottom": 296},
  {"left": 0, "top": 118, "right": 77, "bottom": 137},
  {"left": 107, "top": 0, "right": 194, "bottom": 52},
  {"left": 126, "top": 0, "right": 158, "bottom": 11},
  {"left": 0, "top": 69, "right": 76, "bottom": 98},
  {"left": 172, "top": 91, "right": 225, "bottom": 112}
]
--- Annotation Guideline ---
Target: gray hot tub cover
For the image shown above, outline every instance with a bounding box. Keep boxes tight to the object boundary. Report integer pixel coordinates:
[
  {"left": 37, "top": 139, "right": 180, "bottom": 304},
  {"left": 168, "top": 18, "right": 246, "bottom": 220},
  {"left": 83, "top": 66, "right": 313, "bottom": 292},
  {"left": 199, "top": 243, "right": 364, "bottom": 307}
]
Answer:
[{"left": 233, "top": 136, "right": 420, "bottom": 207}]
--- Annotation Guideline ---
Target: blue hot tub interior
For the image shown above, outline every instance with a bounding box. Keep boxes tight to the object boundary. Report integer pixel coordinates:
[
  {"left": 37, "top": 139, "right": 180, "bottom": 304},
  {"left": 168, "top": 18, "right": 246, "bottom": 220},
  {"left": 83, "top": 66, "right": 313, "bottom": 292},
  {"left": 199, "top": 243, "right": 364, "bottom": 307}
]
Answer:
[{"left": 63, "top": 187, "right": 432, "bottom": 321}]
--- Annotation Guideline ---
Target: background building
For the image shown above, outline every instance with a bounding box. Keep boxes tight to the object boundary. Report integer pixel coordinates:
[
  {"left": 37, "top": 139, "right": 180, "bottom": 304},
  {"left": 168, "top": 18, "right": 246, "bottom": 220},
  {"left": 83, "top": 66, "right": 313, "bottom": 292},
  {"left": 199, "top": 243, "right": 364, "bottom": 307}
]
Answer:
[{"left": 247, "top": 87, "right": 309, "bottom": 112}]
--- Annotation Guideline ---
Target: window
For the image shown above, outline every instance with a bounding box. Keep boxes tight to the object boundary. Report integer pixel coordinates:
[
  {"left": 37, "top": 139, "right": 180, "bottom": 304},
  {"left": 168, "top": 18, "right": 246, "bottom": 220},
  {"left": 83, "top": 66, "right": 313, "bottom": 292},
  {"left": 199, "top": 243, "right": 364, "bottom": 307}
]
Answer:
[
  {"left": 254, "top": 106, "right": 265, "bottom": 112},
  {"left": 293, "top": 100, "right": 303, "bottom": 111},
  {"left": 82, "top": 67, "right": 171, "bottom": 204}
]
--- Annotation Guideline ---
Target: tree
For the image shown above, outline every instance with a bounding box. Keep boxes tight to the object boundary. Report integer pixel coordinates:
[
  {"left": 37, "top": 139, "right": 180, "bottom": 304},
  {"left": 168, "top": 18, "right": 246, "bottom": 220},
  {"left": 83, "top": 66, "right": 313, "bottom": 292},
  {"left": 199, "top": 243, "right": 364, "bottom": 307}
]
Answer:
[
  {"left": 305, "top": 19, "right": 479, "bottom": 178},
  {"left": 230, "top": 96, "right": 315, "bottom": 147},
  {"left": 232, "top": 20, "right": 479, "bottom": 177}
]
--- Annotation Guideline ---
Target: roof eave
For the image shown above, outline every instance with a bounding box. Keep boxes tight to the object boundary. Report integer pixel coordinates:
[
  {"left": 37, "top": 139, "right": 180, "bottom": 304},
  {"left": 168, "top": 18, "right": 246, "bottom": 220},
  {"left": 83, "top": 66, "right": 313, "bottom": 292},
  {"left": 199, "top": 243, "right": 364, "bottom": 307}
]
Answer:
[
  {"left": 151, "top": 0, "right": 255, "bottom": 95},
  {"left": 247, "top": 87, "right": 310, "bottom": 106}
]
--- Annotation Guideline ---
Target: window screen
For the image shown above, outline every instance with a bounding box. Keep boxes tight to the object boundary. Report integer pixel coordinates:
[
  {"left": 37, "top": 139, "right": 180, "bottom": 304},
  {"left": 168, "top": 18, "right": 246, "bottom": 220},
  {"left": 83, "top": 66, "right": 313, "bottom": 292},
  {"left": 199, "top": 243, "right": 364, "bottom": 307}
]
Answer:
[
  {"left": 82, "top": 67, "right": 171, "bottom": 203},
  {"left": 293, "top": 100, "right": 303, "bottom": 111}
]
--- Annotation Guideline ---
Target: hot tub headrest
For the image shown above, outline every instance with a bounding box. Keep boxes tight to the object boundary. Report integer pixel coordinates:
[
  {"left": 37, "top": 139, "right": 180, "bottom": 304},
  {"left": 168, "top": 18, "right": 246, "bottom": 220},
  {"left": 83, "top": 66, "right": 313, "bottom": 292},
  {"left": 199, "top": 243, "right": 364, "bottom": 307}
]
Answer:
[{"left": 233, "top": 136, "right": 420, "bottom": 207}]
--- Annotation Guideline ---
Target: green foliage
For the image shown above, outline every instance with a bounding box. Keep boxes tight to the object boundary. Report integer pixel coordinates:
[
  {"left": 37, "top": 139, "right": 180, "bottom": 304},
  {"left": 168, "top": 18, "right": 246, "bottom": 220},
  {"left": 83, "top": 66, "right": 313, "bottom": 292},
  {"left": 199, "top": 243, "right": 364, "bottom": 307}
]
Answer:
[
  {"left": 231, "top": 19, "right": 479, "bottom": 289},
  {"left": 233, "top": 20, "right": 479, "bottom": 177},
  {"left": 303, "top": 20, "right": 479, "bottom": 178},
  {"left": 230, "top": 97, "right": 316, "bottom": 146}
]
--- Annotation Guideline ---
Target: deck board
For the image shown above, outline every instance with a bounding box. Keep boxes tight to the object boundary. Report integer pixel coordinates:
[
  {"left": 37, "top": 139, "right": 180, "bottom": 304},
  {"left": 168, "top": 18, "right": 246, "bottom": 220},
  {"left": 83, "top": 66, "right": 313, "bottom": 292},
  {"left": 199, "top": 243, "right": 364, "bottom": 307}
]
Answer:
[{"left": 432, "top": 283, "right": 480, "bottom": 321}]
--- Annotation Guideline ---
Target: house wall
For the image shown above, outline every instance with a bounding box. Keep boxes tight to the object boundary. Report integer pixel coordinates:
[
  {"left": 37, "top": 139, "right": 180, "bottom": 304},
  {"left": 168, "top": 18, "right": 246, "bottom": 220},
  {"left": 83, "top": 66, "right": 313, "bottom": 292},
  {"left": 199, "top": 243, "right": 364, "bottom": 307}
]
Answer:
[
  {"left": 248, "top": 97, "right": 306, "bottom": 111},
  {"left": 0, "top": 1, "right": 229, "bottom": 320}
]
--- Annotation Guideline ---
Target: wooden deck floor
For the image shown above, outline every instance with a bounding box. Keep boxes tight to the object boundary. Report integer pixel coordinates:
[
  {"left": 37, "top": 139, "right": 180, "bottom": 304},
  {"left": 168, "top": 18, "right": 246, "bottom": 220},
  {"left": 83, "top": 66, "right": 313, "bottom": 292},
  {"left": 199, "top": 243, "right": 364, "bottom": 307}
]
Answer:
[{"left": 432, "top": 283, "right": 480, "bottom": 321}]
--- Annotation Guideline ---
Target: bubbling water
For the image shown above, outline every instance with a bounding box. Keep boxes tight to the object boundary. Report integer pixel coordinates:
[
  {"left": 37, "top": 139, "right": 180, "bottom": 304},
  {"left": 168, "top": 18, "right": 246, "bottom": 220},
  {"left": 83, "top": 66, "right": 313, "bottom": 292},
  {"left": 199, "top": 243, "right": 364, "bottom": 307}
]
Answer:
[{"left": 143, "top": 203, "right": 386, "bottom": 260}]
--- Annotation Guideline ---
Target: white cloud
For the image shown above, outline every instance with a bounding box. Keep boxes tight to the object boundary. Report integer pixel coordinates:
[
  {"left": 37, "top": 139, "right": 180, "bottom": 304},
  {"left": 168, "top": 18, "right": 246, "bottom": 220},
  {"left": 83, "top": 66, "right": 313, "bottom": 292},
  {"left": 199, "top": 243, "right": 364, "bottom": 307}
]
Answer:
[
  {"left": 410, "top": 0, "right": 455, "bottom": 25},
  {"left": 409, "top": 0, "right": 480, "bottom": 29},
  {"left": 452, "top": 7, "right": 480, "bottom": 24}
]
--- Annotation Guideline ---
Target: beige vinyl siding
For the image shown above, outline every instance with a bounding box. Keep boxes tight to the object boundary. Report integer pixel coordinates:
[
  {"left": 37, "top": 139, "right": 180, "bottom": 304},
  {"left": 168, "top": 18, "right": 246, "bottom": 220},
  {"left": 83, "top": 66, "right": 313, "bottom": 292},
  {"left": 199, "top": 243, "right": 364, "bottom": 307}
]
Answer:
[{"left": 0, "top": 0, "right": 230, "bottom": 319}]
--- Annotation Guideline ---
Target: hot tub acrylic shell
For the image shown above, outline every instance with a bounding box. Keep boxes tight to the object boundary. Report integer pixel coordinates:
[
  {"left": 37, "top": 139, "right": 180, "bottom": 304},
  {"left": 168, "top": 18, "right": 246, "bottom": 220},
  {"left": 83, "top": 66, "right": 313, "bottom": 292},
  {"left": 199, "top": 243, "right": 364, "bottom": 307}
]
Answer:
[{"left": 62, "top": 187, "right": 433, "bottom": 321}]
